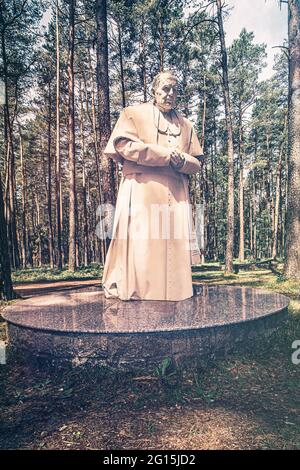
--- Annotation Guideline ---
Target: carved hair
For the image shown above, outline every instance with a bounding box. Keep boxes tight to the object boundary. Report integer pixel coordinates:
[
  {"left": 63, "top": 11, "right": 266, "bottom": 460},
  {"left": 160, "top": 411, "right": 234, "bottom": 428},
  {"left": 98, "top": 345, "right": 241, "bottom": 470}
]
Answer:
[{"left": 151, "top": 71, "right": 178, "bottom": 97}]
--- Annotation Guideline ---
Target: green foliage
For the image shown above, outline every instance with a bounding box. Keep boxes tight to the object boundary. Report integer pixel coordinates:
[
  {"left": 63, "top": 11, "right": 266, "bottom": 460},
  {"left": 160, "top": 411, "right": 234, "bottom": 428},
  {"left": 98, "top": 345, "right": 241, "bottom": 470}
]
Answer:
[
  {"left": 0, "top": 0, "right": 290, "bottom": 270},
  {"left": 11, "top": 265, "right": 102, "bottom": 283},
  {"left": 155, "top": 357, "right": 173, "bottom": 379}
]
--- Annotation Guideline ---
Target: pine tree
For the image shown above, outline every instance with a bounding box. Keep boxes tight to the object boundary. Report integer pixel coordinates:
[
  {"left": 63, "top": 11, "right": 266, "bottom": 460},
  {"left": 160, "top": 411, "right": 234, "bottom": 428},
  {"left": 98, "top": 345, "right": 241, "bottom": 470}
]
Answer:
[{"left": 285, "top": 0, "right": 300, "bottom": 278}]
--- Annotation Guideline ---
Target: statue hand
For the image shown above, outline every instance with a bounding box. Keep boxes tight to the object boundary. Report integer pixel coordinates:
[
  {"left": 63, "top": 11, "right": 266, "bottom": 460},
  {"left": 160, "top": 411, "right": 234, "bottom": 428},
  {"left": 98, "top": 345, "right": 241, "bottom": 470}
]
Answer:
[{"left": 170, "top": 150, "right": 185, "bottom": 170}]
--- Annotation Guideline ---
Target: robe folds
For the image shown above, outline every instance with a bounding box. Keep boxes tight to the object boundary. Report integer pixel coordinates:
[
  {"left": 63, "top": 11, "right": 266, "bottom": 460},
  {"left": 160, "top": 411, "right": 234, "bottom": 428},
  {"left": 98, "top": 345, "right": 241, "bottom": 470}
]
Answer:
[{"left": 101, "top": 102, "right": 204, "bottom": 301}]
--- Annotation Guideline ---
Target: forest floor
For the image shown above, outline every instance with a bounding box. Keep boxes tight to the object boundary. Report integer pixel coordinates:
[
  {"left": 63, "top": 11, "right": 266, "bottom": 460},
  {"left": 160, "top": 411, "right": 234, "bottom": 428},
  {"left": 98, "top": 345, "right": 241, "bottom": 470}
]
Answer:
[{"left": 0, "top": 265, "right": 299, "bottom": 450}]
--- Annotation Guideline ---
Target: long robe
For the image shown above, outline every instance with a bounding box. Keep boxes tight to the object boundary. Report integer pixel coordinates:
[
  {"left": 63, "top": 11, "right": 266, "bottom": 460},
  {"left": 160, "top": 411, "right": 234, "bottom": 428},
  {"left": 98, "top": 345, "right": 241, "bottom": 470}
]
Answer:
[{"left": 101, "top": 102, "right": 204, "bottom": 301}]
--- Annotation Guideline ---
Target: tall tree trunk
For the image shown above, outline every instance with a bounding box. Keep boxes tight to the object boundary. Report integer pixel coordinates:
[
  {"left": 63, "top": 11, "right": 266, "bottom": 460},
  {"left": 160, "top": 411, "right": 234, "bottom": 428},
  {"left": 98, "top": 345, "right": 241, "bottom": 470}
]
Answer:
[
  {"left": 68, "top": 0, "right": 77, "bottom": 271},
  {"left": 216, "top": 0, "right": 235, "bottom": 273},
  {"left": 85, "top": 57, "right": 101, "bottom": 196},
  {"left": 282, "top": 149, "right": 289, "bottom": 256},
  {"left": 117, "top": 20, "right": 126, "bottom": 108},
  {"left": 6, "top": 117, "right": 20, "bottom": 268},
  {"left": 249, "top": 193, "right": 253, "bottom": 258},
  {"left": 272, "top": 115, "right": 287, "bottom": 259},
  {"left": 182, "top": 65, "right": 190, "bottom": 117},
  {"left": 238, "top": 107, "right": 245, "bottom": 261},
  {"left": 79, "top": 81, "right": 89, "bottom": 266},
  {"left": 86, "top": 53, "right": 105, "bottom": 262},
  {"left": 285, "top": 0, "right": 300, "bottom": 278},
  {"left": 252, "top": 130, "right": 258, "bottom": 259},
  {"left": 19, "top": 127, "right": 27, "bottom": 268},
  {"left": 55, "top": 0, "right": 62, "bottom": 269},
  {"left": 140, "top": 17, "right": 147, "bottom": 102},
  {"left": 47, "top": 81, "right": 54, "bottom": 269},
  {"left": 201, "top": 75, "right": 207, "bottom": 149},
  {"left": 212, "top": 108, "right": 219, "bottom": 260},
  {"left": 0, "top": 168, "right": 15, "bottom": 300},
  {"left": 34, "top": 193, "right": 42, "bottom": 268},
  {"left": 158, "top": 14, "right": 164, "bottom": 71},
  {"left": 96, "top": 0, "right": 116, "bottom": 260},
  {"left": 199, "top": 83, "right": 207, "bottom": 263},
  {"left": 0, "top": 2, "right": 20, "bottom": 269}
]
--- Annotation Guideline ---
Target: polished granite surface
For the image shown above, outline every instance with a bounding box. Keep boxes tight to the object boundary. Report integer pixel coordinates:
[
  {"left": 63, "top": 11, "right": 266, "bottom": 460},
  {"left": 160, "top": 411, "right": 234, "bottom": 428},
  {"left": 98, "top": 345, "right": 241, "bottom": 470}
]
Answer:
[{"left": 2, "top": 285, "right": 289, "bottom": 334}]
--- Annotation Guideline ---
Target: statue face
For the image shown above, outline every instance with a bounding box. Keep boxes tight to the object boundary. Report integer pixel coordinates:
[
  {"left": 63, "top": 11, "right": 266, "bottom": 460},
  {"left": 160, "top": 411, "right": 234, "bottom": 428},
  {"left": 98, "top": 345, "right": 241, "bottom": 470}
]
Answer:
[{"left": 154, "top": 77, "right": 178, "bottom": 112}]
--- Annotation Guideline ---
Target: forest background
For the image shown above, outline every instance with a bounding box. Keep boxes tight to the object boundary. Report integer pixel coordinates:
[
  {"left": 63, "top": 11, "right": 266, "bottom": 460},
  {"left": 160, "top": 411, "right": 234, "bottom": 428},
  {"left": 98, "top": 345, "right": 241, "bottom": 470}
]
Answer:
[{"left": 0, "top": 0, "right": 299, "bottom": 299}]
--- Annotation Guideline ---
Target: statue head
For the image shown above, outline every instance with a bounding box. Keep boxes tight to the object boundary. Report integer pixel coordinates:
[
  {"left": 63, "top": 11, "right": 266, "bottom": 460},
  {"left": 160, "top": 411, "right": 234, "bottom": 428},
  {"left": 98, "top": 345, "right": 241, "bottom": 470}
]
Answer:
[{"left": 151, "top": 71, "right": 178, "bottom": 112}]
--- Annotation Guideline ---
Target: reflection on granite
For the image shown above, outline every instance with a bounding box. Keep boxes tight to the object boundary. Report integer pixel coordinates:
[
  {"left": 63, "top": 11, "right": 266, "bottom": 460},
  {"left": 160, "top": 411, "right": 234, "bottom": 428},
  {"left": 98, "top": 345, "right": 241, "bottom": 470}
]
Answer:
[
  {"left": 3, "top": 285, "right": 289, "bottom": 370},
  {"left": 2, "top": 285, "right": 289, "bottom": 334}
]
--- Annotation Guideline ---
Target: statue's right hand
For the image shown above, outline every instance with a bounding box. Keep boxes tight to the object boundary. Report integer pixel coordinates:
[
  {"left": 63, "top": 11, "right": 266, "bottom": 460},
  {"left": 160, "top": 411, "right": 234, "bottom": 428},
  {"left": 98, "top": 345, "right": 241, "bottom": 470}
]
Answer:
[{"left": 170, "top": 150, "right": 185, "bottom": 170}]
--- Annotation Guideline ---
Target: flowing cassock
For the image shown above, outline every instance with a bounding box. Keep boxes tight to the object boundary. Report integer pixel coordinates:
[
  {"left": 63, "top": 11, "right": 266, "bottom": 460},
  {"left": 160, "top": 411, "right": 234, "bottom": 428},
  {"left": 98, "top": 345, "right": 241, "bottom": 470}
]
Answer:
[{"left": 101, "top": 102, "right": 204, "bottom": 301}]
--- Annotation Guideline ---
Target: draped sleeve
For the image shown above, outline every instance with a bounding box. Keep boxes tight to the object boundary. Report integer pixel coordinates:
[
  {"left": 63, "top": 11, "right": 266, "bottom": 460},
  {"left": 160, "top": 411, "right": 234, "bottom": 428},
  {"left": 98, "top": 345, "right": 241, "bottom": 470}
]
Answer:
[
  {"left": 103, "top": 108, "right": 140, "bottom": 164},
  {"left": 104, "top": 108, "right": 171, "bottom": 167},
  {"left": 189, "top": 126, "right": 204, "bottom": 158}
]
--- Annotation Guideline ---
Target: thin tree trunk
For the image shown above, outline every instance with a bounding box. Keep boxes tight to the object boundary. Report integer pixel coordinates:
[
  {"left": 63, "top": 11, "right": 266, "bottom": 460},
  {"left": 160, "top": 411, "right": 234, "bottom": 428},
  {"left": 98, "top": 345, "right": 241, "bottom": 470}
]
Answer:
[
  {"left": 117, "top": 21, "right": 126, "bottom": 108},
  {"left": 282, "top": 148, "right": 289, "bottom": 256},
  {"left": 47, "top": 81, "right": 54, "bottom": 268},
  {"left": 19, "top": 127, "right": 27, "bottom": 269},
  {"left": 0, "top": 1, "right": 20, "bottom": 270},
  {"left": 85, "top": 55, "right": 105, "bottom": 263},
  {"left": 182, "top": 66, "right": 189, "bottom": 117},
  {"left": 34, "top": 193, "right": 42, "bottom": 268},
  {"left": 85, "top": 57, "right": 101, "bottom": 196},
  {"left": 1, "top": 68, "right": 18, "bottom": 267},
  {"left": 140, "top": 17, "right": 147, "bottom": 102},
  {"left": 249, "top": 194, "right": 253, "bottom": 258},
  {"left": 285, "top": 0, "right": 300, "bottom": 278},
  {"left": 0, "top": 168, "right": 15, "bottom": 300},
  {"left": 79, "top": 81, "right": 89, "bottom": 266},
  {"left": 159, "top": 14, "right": 164, "bottom": 71},
  {"left": 96, "top": 0, "right": 116, "bottom": 262},
  {"left": 216, "top": 0, "right": 235, "bottom": 273},
  {"left": 68, "top": 0, "right": 76, "bottom": 271},
  {"left": 199, "top": 83, "right": 207, "bottom": 263},
  {"left": 272, "top": 115, "right": 287, "bottom": 259},
  {"left": 55, "top": 0, "right": 62, "bottom": 269},
  {"left": 201, "top": 75, "right": 207, "bottom": 149},
  {"left": 238, "top": 107, "right": 245, "bottom": 261},
  {"left": 212, "top": 104, "right": 219, "bottom": 260}
]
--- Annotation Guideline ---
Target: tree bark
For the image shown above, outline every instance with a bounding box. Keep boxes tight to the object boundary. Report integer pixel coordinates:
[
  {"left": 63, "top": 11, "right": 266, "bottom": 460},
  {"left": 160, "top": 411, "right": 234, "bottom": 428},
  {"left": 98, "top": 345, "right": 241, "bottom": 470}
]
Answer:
[
  {"left": 86, "top": 53, "right": 105, "bottom": 263},
  {"left": 0, "top": 2, "right": 20, "bottom": 269},
  {"left": 55, "top": 0, "right": 62, "bottom": 269},
  {"left": 285, "top": 0, "right": 300, "bottom": 278},
  {"left": 0, "top": 168, "right": 15, "bottom": 300},
  {"left": 272, "top": 115, "right": 287, "bottom": 259},
  {"left": 140, "top": 16, "right": 147, "bottom": 103},
  {"left": 158, "top": 14, "right": 164, "bottom": 71},
  {"left": 19, "top": 127, "right": 27, "bottom": 269},
  {"left": 96, "top": 0, "right": 116, "bottom": 259},
  {"left": 238, "top": 107, "right": 245, "bottom": 261},
  {"left": 67, "top": 0, "right": 77, "bottom": 271},
  {"left": 79, "top": 81, "right": 89, "bottom": 266},
  {"left": 117, "top": 20, "right": 126, "bottom": 108},
  {"left": 216, "top": 0, "right": 235, "bottom": 273},
  {"left": 47, "top": 81, "right": 55, "bottom": 269}
]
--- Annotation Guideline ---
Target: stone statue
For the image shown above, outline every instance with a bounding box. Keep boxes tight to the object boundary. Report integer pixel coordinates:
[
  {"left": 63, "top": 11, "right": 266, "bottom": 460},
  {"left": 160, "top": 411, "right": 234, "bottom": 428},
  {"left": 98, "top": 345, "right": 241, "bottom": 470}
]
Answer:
[{"left": 101, "top": 71, "right": 204, "bottom": 301}]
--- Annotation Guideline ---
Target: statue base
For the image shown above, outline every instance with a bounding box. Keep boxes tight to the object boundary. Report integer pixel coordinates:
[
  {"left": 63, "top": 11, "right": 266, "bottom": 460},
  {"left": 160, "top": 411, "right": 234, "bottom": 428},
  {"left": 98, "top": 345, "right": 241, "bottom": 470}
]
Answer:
[{"left": 2, "top": 283, "right": 289, "bottom": 371}]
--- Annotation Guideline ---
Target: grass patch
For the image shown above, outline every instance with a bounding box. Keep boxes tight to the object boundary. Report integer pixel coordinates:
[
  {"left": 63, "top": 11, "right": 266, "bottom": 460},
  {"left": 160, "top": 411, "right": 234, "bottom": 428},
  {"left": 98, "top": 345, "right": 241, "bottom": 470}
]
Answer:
[{"left": 11, "top": 264, "right": 103, "bottom": 284}]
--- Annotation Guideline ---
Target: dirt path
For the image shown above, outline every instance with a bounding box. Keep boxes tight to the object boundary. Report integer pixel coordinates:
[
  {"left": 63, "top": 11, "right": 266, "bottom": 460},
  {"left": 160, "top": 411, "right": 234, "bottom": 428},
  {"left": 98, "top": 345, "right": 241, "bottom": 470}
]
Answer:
[{"left": 13, "top": 279, "right": 101, "bottom": 298}]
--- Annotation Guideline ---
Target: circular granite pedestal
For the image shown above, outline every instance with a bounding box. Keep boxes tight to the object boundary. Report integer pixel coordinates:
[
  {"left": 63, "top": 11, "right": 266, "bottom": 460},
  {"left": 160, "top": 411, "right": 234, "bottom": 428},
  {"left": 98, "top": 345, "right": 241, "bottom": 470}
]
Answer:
[{"left": 2, "top": 284, "right": 289, "bottom": 371}]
